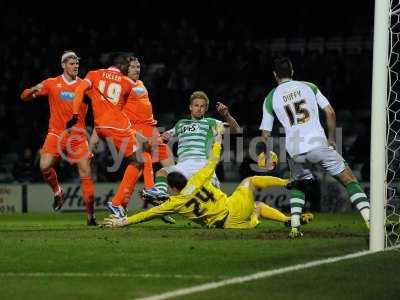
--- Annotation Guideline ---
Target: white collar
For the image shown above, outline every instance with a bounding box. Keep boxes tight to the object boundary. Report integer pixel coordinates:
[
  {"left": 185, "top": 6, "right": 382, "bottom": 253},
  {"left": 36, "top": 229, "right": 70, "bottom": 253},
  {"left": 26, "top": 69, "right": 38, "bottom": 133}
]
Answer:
[
  {"left": 61, "top": 74, "right": 78, "bottom": 85},
  {"left": 107, "top": 67, "right": 121, "bottom": 72}
]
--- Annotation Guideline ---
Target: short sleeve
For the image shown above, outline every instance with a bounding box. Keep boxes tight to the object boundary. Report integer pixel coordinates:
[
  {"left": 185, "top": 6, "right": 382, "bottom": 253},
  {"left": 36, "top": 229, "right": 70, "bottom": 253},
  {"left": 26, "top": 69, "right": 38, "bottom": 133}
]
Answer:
[
  {"left": 316, "top": 90, "right": 330, "bottom": 109},
  {"left": 259, "top": 91, "right": 275, "bottom": 131}
]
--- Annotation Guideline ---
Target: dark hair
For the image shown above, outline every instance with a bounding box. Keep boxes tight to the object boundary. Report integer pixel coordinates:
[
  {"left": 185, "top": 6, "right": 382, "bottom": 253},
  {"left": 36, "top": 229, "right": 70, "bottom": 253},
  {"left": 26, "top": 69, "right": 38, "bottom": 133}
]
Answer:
[
  {"left": 127, "top": 55, "right": 139, "bottom": 63},
  {"left": 110, "top": 52, "right": 131, "bottom": 75},
  {"left": 273, "top": 56, "right": 293, "bottom": 79},
  {"left": 167, "top": 172, "right": 188, "bottom": 191}
]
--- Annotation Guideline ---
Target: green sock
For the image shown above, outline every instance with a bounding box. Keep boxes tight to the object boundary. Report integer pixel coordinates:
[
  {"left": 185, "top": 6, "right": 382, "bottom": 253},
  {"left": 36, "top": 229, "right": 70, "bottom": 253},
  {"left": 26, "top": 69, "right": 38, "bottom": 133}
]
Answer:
[
  {"left": 290, "top": 189, "right": 305, "bottom": 227},
  {"left": 346, "top": 181, "right": 370, "bottom": 223},
  {"left": 154, "top": 176, "right": 168, "bottom": 194}
]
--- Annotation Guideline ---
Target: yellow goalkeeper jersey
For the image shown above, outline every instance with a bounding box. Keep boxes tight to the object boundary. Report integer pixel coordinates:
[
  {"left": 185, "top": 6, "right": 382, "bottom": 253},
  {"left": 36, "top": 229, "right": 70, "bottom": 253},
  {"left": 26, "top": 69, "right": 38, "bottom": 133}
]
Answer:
[{"left": 127, "top": 143, "right": 229, "bottom": 228}]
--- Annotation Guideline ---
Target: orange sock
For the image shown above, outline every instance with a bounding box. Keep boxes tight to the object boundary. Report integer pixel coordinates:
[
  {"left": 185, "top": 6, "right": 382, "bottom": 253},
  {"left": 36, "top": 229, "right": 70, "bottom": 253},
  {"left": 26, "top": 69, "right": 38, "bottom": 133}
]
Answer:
[
  {"left": 143, "top": 152, "right": 154, "bottom": 189},
  {"left": 112, "top": 164, "right": 140, "bottom": 206},
  {"left": 80, "top": 177, "right": 95, "bottom": 215},
  {"left": 42, "top": 168, "right": 61, "bottom": 193}
]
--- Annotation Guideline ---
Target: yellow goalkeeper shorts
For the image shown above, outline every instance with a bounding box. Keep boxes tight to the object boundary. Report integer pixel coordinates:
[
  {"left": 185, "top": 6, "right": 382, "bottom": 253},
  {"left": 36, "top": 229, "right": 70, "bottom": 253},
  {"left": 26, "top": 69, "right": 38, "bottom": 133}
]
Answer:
[{"left": 224, "top": 185, "right": 260, "bottom": 229}]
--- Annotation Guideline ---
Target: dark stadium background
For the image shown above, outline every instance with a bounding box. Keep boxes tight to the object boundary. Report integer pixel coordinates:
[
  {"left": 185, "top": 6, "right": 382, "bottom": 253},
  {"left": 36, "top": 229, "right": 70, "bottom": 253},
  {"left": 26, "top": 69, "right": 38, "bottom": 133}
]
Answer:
[{"left": 0, "top": 1, "right": 374, "bottom": 188}]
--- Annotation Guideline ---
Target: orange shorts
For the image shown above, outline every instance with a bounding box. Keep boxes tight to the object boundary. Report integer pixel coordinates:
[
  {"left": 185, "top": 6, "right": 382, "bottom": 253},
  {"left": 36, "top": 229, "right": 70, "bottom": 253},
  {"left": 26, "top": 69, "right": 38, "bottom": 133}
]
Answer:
[
  {"left": 41, "top": 131, "right": 92, "bottom": 163},
  {"left": 96, "top": 127, "right": 137, "bottom": 157},
  {"left": 134, "top": 124, "right": 170, "bottom": 162}
]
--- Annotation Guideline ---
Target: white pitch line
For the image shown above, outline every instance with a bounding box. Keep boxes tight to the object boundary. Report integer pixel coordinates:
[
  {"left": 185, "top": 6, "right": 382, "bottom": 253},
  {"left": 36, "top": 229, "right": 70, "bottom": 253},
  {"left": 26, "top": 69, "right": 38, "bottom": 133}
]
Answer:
[
  {"left": 0, "top": 272, "right": 209, "bottom": 279},
  {"left": 134, "top": 245, "right": 400, "bottom": 300}
]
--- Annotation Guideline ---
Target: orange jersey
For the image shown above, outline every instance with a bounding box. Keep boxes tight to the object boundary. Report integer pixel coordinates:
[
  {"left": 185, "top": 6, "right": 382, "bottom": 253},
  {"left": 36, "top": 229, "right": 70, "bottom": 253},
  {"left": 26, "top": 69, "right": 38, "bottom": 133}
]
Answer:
[
  {"left": 36, "top": 75, "right": 87, "bottom": 134},
  {"left": 122, "top": 80, "right": 157, "bottom": 126},
  {"left": 84, "top": 67, "right": 134, "bottom": 130}
]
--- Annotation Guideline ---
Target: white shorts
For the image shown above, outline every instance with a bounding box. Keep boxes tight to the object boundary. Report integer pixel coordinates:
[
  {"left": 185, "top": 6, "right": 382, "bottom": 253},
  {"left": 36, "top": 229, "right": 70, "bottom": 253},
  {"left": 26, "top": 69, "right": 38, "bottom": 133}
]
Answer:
[
  {"left": 288, "top": 146, "right": 346, "bottom": 179},
  {"left": 164, "top": 159, "right": 220, "bottom": 187}
]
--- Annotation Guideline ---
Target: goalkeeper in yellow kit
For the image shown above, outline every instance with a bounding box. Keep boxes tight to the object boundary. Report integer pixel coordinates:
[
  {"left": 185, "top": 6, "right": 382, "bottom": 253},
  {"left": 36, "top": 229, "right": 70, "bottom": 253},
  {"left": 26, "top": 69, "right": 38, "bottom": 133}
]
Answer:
[{"left": 103, "top": 124, "right": 313, "bottom": 229}]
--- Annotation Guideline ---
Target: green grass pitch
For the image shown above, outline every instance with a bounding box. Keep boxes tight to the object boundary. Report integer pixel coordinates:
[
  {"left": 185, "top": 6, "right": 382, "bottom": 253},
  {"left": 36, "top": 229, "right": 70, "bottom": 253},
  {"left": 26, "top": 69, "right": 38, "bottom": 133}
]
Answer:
[{"left": 0, "top": 212, "right": 399, "bottom": 300}]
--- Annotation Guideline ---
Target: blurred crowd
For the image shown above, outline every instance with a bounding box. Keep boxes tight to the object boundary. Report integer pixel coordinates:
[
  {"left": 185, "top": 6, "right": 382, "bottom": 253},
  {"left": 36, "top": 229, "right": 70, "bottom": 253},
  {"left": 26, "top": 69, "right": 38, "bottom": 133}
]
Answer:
[{"left": 0, "top": 1, "right": 374, "bottom": 183}]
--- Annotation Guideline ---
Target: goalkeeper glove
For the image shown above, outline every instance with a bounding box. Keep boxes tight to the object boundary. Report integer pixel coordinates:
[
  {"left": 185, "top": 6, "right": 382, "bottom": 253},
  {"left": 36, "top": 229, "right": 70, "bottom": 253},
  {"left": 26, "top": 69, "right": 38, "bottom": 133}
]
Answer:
[
  {"left": 212, "top": 123, "right": 225, "bottom": 143},
  {"left": 103, "top": 215, "right": 129, "bottom": 228},
  {"left": 66, "top": 114, "right": 78, "bottom": 130}
]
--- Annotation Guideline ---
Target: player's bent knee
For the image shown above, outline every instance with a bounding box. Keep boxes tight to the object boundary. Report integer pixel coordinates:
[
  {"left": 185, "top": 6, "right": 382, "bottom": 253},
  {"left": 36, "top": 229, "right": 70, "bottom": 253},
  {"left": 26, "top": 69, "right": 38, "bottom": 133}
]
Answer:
[
  {"left": 40, "top": 163, "right": 51, "bottom": 172},
  {"left": 239, "top": 177, "right": 253, "bottom": 189},
  {"left": 335, "top": 167, "right": 358, "bottom": 185},
  {"left": 254, "top": 202, "right": 262, "bottom": 217},
  {"left": 40, "top": 157, "right": 54, "bottom": 172},
  {"left": 160, "top": 157, "right": 174, "bottom": 168}
]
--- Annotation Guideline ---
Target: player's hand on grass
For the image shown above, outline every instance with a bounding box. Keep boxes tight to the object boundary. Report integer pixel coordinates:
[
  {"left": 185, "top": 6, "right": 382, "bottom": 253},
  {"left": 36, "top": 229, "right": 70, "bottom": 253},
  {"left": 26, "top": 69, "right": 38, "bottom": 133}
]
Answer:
[
  {"left": 103, "top": 215, "right": 129, "bottom": 228},
  {"left": 66, "top": 114, "right": 78, "bottom": 130}
]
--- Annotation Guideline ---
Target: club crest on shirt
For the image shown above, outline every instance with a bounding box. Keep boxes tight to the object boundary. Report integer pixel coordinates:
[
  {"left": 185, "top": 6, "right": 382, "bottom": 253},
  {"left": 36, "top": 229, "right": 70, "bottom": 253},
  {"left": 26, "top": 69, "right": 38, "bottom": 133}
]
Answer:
[
  {"left": 133, "top": 87, "right": 146, "bottom": 95},
  {"left": 59, "top": 91, "right": 75, "bottom": 101}
]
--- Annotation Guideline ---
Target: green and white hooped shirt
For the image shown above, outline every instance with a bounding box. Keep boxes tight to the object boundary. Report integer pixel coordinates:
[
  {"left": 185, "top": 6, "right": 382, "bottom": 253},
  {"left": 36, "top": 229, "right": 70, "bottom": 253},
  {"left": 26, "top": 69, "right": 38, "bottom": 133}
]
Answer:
[{"left": 169, "top": 117, "right": 223, "bottom": 162}]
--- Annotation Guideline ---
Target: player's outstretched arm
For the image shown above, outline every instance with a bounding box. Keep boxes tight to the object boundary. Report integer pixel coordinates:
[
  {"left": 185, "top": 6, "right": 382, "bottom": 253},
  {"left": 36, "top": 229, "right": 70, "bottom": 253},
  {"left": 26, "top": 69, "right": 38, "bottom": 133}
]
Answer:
[
  {"left": 323, "top": 105, "right": 337, "bottom": 148},
  {"left": 20, "top": 83, "right": 44, "bottom": 101},
  {"left": 206, "top": 123, "right": 224, "bottom": 167},
  {"left": 216, "top": 101, "right": 240, "bottom": 133},
  {"left": 103, "top": 214, "right": 130, "bottom": 228}
]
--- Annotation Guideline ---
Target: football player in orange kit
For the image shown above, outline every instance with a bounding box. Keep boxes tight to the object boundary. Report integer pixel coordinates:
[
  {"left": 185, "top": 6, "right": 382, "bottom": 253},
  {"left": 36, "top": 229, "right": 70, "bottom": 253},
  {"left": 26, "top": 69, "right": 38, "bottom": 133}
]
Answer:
[
  {"left": 66, "top": 53, "right": 146, "bottom": 219},
  {"left": 123, "top": 56, "right": 174, "bottom": 191},
  {"left": 20, "top": 51, "right": 97, "bottom": 225},
  {"left": 121, "top": 56, "right": 175, "bottom": 223}
]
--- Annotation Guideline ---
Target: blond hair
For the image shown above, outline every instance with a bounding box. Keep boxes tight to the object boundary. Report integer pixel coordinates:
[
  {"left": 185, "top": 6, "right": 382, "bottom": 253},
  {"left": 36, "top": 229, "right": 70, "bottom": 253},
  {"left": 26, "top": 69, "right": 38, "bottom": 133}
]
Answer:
[
  {"left": 61, "top": 50, "right": 79, "bottom": 63},
  {"left": 189, "top": 91, "right": 209, "bottom": 106}
]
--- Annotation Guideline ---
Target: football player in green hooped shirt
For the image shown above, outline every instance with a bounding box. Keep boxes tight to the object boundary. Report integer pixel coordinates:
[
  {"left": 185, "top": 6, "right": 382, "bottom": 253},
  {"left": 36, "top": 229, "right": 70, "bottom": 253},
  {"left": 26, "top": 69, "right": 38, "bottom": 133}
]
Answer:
[{"left": 141, "top": 90, "right": 240, "bottom": 201}]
